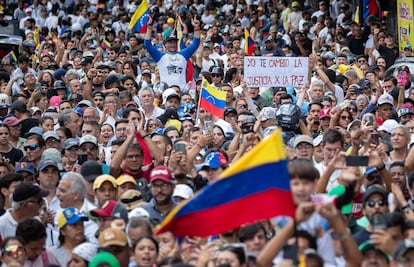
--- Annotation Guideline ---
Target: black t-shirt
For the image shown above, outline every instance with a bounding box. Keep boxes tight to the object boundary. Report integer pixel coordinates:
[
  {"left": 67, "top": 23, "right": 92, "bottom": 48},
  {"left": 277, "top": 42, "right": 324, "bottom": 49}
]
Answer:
[
  {"left": 379, "top": 45, "right": 399, "bottom": 68},
  {"left": 1, "top": 147, "right": 23, "bottom": 165},
  {"left": 349, "top": 38, "right": 365, "bottom": 55},
  {"left": 20, "top": 118, "right": 39, "bottom": 138}
]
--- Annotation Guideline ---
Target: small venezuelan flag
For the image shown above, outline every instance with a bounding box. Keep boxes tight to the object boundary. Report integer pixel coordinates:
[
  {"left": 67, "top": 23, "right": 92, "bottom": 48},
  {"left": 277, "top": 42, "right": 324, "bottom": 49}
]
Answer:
[
  {"left": 102, "top": 39, "right": 111, "bottom": 50},
  {"left": 244, "top": 28, "right": 255, "bottom": 56},
  {"left": 199, "top": 79, "right": 226, "bottom": 118},
  {"left": 128, "top": 0, "right": 150, "bottom": 34},
  {"left": 156, "top": 129, "right": 296, "bottom": 237}
]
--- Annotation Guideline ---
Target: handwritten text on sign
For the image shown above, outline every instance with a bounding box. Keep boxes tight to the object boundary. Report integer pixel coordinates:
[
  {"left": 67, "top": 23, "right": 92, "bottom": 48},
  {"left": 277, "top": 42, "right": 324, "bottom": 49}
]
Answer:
[{"left": 243, "top": 56, "right": 309, "bottom": 87}]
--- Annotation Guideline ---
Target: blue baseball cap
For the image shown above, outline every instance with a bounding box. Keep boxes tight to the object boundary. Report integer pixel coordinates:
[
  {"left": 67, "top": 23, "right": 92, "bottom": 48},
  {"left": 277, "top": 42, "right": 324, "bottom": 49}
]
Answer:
[
  {"left": 57, "top": 207, "right": 89, "bottom": 228},
  {"left": 62, "top": 138, "right": 79, "bottom": 150},
  {"left": 201, "top": 152, "right": 228, "bottom": 169},
  {"left": 15, "top": 162, "right": 35, "bottom": 174},
  {"left": 37, "top": 159, "right": 59, "bottom": 172}
]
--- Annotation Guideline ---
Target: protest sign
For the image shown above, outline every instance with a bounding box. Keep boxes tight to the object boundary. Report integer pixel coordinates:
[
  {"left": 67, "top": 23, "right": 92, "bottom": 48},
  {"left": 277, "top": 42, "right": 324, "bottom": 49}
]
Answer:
[{"left": 243, "top": 56, "right": 309, "bottom": 87}]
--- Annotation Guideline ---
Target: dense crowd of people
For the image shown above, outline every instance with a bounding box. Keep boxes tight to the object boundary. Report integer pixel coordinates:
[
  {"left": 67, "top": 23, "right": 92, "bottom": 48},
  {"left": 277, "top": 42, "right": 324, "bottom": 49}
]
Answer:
[{"left": 0, "top": 0, "right": 412, "bottom": 266}]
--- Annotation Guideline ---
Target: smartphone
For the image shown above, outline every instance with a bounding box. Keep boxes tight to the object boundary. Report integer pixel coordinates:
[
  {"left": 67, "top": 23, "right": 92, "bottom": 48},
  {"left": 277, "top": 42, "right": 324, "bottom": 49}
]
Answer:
[
  {"left": 173, "top": 143, "right": 187, "bottom": 154},
  {"left": 346, "top": 156, "right": 369, "bottom": 166},
  {"left": 283, "top": 244, "right": 298, "bottom": 264},
  {"left": 372, "top": 214, "right": 387, "bottom": 230},
  {"left": 204, "top": 120, "right": 213, "bottom": 133},
  {"left": 399, "top": 71, "right": 408, "bottom": 86},
  {"left": 364, "top": 116, "right": 374, "bottom": 126},
  {"left": 371, "top": 132, "right": 380, "bottom": 146},
  {"left": 78, "top": 154, "right": 88, "bottom": 165}
]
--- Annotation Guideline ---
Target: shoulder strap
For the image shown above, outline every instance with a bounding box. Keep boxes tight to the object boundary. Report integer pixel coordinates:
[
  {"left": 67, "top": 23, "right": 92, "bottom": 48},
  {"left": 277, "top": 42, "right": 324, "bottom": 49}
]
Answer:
[{"left": 41, "top": 250, "right": 50, "bottom": 265}]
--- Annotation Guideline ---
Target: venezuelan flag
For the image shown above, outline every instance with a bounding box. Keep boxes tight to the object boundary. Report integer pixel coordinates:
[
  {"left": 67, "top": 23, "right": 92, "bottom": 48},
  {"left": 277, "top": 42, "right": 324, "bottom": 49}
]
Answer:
[
  {"left": 128, "top": 0, "right": 150, "bottom": 34},
  {"left": 6, "top": 51, "right": 17, "bottom": 62},
  {"left": 157, "top": 129, "right": 295, "bottom": 237},
  {"left": 102, "top": 39, "right": 111, "bottom": 50},
  {"left": 244, "top": 28, "right": 255, "bottom": 56},
  {"left": 199, "top": 79, "right": 226, "bottom": 118}
]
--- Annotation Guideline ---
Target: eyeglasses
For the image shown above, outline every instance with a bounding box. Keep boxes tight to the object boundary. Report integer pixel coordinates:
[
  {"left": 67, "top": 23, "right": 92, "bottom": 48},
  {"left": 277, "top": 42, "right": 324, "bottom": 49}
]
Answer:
[
  {"left": 296, "top": 144, "right": 313, "bottom": 150},
  {"left": 151, "top": 182, "right": 170, "bottom": 190},
  {"left": 237, "top": 104, "right": 248, "bottom": 109},
  {"left": 116, "top": 127, "right": 127, "bottom": 132},
  {"left": 358, "top": 60, "right": 367, "bottom": 63},
  {"left": 347, "top": 107, "right": 357, "bottom": 112},
  {"left": 24, "top": 144, "right": 38, "bottom": 151},
  {"left": 366, "top": 199, "right": 386, "bottom": 208},
  {"left": 80, "top": 145, "right": 97, "bottom": 151},
  {"left": 1, "top": 245, "right": 26, "bottom": 257},
  {"left": 46, "top": 139, "right": 58, "bottom": 145},
  {"left": 340, "top": 116, "right": 352, "bottom": 120},
  {"left": 212, "top": 74, "right": 222, "bottom": 78}
]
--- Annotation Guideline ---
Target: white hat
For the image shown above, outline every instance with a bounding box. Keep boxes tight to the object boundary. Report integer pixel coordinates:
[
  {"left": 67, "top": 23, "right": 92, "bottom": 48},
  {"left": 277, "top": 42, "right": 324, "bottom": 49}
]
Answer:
[
  {"left": 128, "top": 207, "right": 150, "bottom": 219},
  {"left": 378, "top": 119, "right": 399, "bottom": 134},
  {"left": 214, "top": 119, "right": 234, "bottom": 139},
  {"left": 162, "top": 88, "right": 179, "bottom": 105},
  {"left": 173, "top": 184, "right": 194, "bottom": 199},
  {"left": 72, "top": 242, "right": 98, "bottom": 262},
  {"left": 79, "top": 135, "right": 98, "bottom": 146},
  {"left": 0, "top": 93, "right": 10, "bottom": 108},
  {"left": 378, "top": 94, "right": 394, "bottom": 106}
]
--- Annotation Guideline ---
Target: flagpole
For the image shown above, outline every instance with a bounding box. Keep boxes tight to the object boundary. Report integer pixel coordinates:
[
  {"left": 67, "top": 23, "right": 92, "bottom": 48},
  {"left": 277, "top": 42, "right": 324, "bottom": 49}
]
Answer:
[{"left": 195, "top": 79, "right": 204, "bottom": 127}]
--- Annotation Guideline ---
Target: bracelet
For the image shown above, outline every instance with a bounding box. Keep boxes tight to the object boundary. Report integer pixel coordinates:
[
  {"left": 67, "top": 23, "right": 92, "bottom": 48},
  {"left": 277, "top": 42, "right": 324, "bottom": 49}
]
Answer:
[
  {"left": 142, "top": 133, "right": 151, "bottom": 139},
  {"left": 377, "top": 164, "right": 386, "bottom": 171}
]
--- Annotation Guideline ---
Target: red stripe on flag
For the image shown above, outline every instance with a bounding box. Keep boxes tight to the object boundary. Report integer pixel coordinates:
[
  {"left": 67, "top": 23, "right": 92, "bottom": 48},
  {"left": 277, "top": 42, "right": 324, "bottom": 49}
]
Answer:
[
  {"left": 157, "top": 188, "right": 294, "bottom": 237},
  {"left": 200, "top": 98, "right": 225, "bottom": 118}
]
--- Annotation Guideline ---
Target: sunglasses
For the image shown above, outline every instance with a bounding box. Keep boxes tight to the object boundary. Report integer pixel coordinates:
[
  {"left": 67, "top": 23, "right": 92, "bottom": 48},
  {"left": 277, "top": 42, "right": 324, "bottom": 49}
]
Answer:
[
  {"left": 212, "top": 74, "right": 222, "bottom": 78},
  {"left": 80, "top": 145, "right": 97, "bottom": 151},
  {"left": 340, "top": 116, "right": 352, "bottom": 120},
  {"left": 237, "top": 104, "right": 248, "bottom": 109},
  {"left": 24, "top": 144, "right": 38, "bottom": 151},
  {"left": 1, "top": 245, "right": 26, "bottom": 257},
  {"left": 358, "top": 60, "right": 366, "bottom": 63},
  {"left": 366, "top": 199, "right": 386, "bottom": 208}
]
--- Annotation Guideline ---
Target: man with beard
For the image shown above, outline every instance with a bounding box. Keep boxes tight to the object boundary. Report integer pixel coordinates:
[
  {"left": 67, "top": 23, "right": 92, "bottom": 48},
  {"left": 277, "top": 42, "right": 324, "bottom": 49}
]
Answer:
[
  {"left": 141, "top": 166, "right": 176, "bottom": 224},
  {"left": 353, "top": 186, "right": 389, "bottom": 245}
]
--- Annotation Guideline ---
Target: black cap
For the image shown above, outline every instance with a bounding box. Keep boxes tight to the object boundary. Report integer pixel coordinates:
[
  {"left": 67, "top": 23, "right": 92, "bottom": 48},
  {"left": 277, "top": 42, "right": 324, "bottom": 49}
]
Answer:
[
  {"left": 13, "top": 182, "right": 49, "bottom": 202},
  {"left": 224, "top": 107, "right": 237, "bottom": 116},
  {"left": 363, "top": 186, "right": 388, "bottom": 204},
  {"left": 164, "top": 34, "right": 178, "bottom": 43},
  {"left": 157, "top": 108, "right": 179, "bottom": 124},
  {"left": 10, "top": 100, "right": 26, "bottom": 113},
  {"left": 80, "top": 160, "right": 103, "bottom": 182},
  {"left": 104, "top": 75, "right": 120, "bottom": 89},
  {"left": 81, "top": 57, "right": 93, "bottom": 66},
  {"left": 368, "top": 64, "right": 380, "bottom": 71}
]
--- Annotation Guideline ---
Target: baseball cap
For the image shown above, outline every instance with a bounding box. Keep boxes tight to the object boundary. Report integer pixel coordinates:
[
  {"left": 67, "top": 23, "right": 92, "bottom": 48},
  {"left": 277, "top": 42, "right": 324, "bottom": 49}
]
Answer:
[
  {"left": 149, "top": 166, "right": 173, "bottom": 183},
  {"left": 164, "top": 33, "right": 178, "bottom": 43},
  {"left": 42, "top": 131, "right": 60, "bottom": 141},
  {"left": 25, "top": 126, "right": 44, "bottom": 138},
  {"left": 359, "top": 241, "right": 391, "bottom": 261},
  {"left": 41, "top": 148, "right": 63, "bottom": 170},
  {"left": 173, "top": 184, "right": 194, "bottom": 200},
  {"left": 377, "top": 119, "right": 399, "bottom": 134},
  {"left": 15, "top": 162, "right": 35, "bottom": 174},
  {"left": 162, "top": 88, "right": 180, "bottom": 105},
  {"left": 62, "top": 138, "right": 79, "bottom": 150},
  {"left": 79, "top": 135, "right": 98, "bottom": 146},
  {"left": 57, "top": 207, "right": 89, "bottom": 228},
  {"left": 93, "top": 175, "right": 117, "bottom": 191},
  {"left": 90, "top": 200, "right": 129, "bottom": 224},
  {"left": 10, "top": 100, "right": 26, "bottom": 113},
  {"left": 264, "top": 35, "right": 273, "bottom": 43},
  {"left": 292, "top": 1, "right": 299, "bottom": 7},
  {"left": 98, "top": 228, "right": 128, "bottom": 247},
  {"left": 258, "top": 107, "right": 276, "bottom": 122},
  {"left": 81, "top": 160, "right": 103, "bottom": 182},
  {"left": 362, "top": 186, "right": 388, "bottom": 204},
  {"left": 120, "top": 190, "right": 145, "bottom": 211},
  {"left": 37, "top": 159, "right": 59, "bottom": 172},
  {"left": 3, "top": 117, "right": 20, "bottom": 126},
  {"left": 319, "top": 108, "right": 331, "bottom": 119},
  {"left": 73, "top": 242, "right": 98, "bottom": 263},
  {"left": 394, "top": 239, "right": 414, "bottom": 261},
  {"left": 201, "top": 152, "right": 228, "bottom": 169},
  {"left": 0, "top": 93, "right": 10, "bottom": 108},
  {"left": 377, "top": 94, "right": 394, "bottom": 106},
  {"left": 128, "top": 207, "right": 150, "bottom": 219},
  {"left": 313, "top": 135, "right": 323, "bottom": 147},
  {"left": 78, "top": 100, "right": 92, "bottom": 107},
  {"left": 294, "top": 135, "right": 313, "bottom": 148},
  {"left": 12, "top": 182, "right": 49, "bottom": 202},
  {"left": 116, "top": 174, "right": 137, "bottom": 186},
  {"left": 399, "top": 107, "right": 414, "bottom": 117}
]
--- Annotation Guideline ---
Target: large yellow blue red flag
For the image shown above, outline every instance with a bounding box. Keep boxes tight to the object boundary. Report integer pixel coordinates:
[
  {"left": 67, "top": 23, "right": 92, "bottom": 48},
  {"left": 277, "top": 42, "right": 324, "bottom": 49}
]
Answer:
[
  {"left": 156, "top": 129, "right": 295, "bottom": 237},
  {"left": 244, "top": 28, "right": 255, "bottom": 56},
  {"left": 199, "top": 79, "right": 227, "bottom": 118},
  {"left": 128, "top": 0, "right": 150, "bottom": 34}
]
